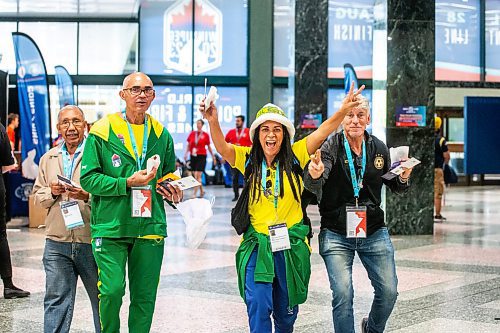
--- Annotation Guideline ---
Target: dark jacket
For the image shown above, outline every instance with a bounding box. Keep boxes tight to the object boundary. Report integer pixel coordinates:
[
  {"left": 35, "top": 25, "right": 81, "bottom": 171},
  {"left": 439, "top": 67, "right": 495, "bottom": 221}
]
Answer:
[{"left": 304, "top": 131, "right": 410, "bottom": 236}]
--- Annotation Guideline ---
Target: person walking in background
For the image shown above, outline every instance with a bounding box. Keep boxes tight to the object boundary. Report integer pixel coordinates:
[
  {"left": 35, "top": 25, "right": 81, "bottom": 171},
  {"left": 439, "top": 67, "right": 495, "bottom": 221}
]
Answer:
[
  {"left": 225, "top": 115, "right": 252, "bottom": 201},
  {"left": 434, "top": 116, "right": 449, "bottom": 222},
  {"left": 0, "top": 121, "right": 29, "bottom": 299},
  {"left": 33, "top": 105, "right": 100, "bottom": 333},
  {"left": 185, "top": 119, "right": 214, "bottom": 198},
  {"left": 200, "top": 82, "right": 365, "bottom": 333},
  {"left": 7, "top": 113, "right": 19, "bottom": 150}
]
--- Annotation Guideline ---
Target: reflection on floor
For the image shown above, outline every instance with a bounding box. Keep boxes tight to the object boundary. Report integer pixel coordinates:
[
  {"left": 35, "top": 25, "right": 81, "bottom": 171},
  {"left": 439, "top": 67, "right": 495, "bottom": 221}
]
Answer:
[{"left": 1, "top": 186, "right": 499, "bottom": 333}]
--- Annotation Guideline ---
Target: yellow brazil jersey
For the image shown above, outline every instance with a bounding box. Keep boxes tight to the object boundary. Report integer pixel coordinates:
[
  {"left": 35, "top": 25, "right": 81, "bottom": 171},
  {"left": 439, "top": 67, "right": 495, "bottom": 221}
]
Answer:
[
  {"left": 231, "top": 138, "right": 310, "bottom": 234},
  {"left": 108, "top": 113, "right": 151, "bottom": 159}
]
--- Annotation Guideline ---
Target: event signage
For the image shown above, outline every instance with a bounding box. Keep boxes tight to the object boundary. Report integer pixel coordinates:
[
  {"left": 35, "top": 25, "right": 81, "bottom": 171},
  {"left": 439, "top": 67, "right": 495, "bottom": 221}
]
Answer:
[
  {"left": 163, "top": 0, "right": 222, "bottom": 75},
  {"left": 12, "top": 32, "right": 51, "bottom": 180},
  {"left": 435, "top": 0, "right": 480, "bottom": 81},
  {"left": 54, "top": 65, "right": 75, "bottom": 108},
  {"left": 140, "top": 0, "right": 246, "bottom": 76},
  {"left": 328, "top": 0, "right": 374, "bottom": 79},
  {"left": 395, "top": 106, "right": 426, "bottom": 127},
  {"left": 485, "top": 1, "right": 500, "bottom": 81}
]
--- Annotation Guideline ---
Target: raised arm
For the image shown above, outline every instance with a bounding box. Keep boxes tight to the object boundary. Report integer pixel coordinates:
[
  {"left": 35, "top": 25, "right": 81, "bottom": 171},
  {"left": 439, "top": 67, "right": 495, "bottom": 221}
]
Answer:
[
  {"left": 306, "top": 83, "right": 365, "bottom": 155},
  {"left": 200, "top": 100, "right": 236, "bottom": 166}
]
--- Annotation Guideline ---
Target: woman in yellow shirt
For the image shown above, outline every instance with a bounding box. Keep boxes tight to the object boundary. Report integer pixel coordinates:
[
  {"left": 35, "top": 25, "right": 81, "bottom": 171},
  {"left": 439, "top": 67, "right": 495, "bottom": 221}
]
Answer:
[{"left": 200, "top": 84, "right": 364, "bottom": 333}]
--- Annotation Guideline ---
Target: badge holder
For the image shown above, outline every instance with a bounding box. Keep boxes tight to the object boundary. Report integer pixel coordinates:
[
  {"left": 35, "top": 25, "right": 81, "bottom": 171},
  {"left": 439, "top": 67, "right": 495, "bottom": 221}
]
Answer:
[
  {"left": 131, "top": 185, "right": 152, "bottom": 218},
  {"left": 60, "top": 197, "right": 84, "bottom": 230},
  {"left": 346, "top": 201, "right": 367, "bottom": 238},
  {"left": 268, "top": 221, "right": 291, "bottom": 252},
  {"left": 267, "top": 208, "right": 291, "bottom": 252}
]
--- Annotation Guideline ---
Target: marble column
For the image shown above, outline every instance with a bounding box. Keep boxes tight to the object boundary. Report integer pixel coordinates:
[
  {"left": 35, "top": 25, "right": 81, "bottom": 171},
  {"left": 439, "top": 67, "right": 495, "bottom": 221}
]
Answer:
[
  {"left": 292, "top": 0, "right": 328, "bottom": 139},
  {"left": 248, "top": 0, "right": 273, "bottom": 123},
  {"left": 385, "top": 0, "right": 435, "bottom": 235}
]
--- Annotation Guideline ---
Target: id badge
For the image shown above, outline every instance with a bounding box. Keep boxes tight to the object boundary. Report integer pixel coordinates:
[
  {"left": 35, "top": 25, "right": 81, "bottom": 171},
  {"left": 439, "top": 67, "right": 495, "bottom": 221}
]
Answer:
[
  {"left": 192, "top": 148, "right": 197, "bottom": 156},
  {"left": 346, "top": 206, "right": 367, "bottom": 238},
  {"left": 131, "top": 185, "right": 152, "bottom": 218},
  {"left": 60, "top": 200, "right": 84, "bottom": 230},
  {"left": 268, "top": 223, "right": 291, "bottom": 252}
]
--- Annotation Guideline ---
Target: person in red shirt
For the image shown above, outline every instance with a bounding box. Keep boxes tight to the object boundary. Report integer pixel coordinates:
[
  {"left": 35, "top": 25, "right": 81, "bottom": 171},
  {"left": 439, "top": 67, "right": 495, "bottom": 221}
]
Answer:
[
  {"left": 6, "top": 113, "right": 19, "bottom": 150},
  {"left": 225, "top": 115, "right": 251, "bottom": 201},
  {"left": 185, "top": 119, "right": 214, "bottom": 198}
]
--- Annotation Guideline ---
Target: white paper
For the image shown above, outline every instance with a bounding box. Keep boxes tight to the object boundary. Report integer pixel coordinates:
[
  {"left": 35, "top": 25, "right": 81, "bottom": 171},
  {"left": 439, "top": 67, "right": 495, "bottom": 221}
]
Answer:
[
  {"left": 389, "top": 157, "right": 421, "bottom": 175},
  {"left": 204, "top": 86, "right": 219, "bottom": 108},
  {"left": 147, "top": 154, "right": 161, "bottom": 173},
  {"left": 57, "top": 174, "right": 81, "bottom": 188},
  {"left": 168, "top": 176, "right": 201, "bottom": 191},
  {"left": 389, "top": 146, "right": 409, "bottom": 164}
]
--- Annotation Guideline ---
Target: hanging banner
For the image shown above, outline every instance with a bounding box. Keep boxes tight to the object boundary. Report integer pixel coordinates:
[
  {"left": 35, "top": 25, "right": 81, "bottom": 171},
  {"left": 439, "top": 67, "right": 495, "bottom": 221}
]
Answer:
[
  {"left": 343, "top": 63, "right": 359, "bottom": 94},
  {"left": 12, "top": 32, "right": 51, "bottom": 180},
  {"left": 54, "top": 65, "right": 75, "bottom": 108}
]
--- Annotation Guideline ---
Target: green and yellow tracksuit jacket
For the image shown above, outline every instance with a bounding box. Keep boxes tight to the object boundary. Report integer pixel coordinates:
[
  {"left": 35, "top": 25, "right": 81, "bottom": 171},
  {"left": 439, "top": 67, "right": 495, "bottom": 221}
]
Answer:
[{"left": 80, "top": 113, "right": 176, "bottom": 238}]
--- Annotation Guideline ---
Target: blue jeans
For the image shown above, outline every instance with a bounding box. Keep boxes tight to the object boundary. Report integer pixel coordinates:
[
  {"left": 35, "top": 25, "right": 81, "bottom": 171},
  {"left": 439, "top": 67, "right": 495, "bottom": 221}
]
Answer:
[
  {"left": 319, "top": 227, "right": 398, "bottom": 333},
  {"left": 43, "top": 239, "right": 100, "bottom": 333},
  {"left": 245, "top": 250, "right": 299, "bottom": 333}
]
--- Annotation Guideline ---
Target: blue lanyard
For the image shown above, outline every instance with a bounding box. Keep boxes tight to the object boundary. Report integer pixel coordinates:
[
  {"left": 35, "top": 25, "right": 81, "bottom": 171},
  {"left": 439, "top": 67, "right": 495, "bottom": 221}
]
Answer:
[
  {"left": 261, "top": 160, "right": 280, "bottom": 210},
  {"left": 343, "top": 131, "right": 366, "bottom": 202},
  {"left": 61, "top": 140, "right": 85, "bottom": 178},
  {"left": 122, "top": 110, "right": 149, "bottom": 171}
]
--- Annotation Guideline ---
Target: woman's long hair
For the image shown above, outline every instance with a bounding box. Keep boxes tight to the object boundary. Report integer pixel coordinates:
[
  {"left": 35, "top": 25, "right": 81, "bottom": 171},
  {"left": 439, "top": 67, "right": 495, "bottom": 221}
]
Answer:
[{"left": 245, "top": 124, "right": 303, "bottom": 204}]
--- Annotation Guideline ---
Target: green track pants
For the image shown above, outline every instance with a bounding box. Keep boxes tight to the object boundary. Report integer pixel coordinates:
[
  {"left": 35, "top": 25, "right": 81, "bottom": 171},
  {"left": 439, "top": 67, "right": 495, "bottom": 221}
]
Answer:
[{"left": 92, "top": 237, "right": 165, "bottom": 333}]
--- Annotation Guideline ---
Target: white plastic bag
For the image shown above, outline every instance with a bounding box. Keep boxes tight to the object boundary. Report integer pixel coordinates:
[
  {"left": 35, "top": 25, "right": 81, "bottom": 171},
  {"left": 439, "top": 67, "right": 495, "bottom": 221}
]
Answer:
[{"left": 175, "top": 197, "right": 214, "bottom": 249}]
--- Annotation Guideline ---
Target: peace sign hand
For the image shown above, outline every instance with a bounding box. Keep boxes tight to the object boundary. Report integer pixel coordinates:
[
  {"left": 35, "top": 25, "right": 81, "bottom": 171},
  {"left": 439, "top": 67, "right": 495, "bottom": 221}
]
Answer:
[
  {"left": 338, "top": 82, "right": 366, "bottom": 116},
  {"left": 308, "top": 149, "right": 324, "bottom": 180}
]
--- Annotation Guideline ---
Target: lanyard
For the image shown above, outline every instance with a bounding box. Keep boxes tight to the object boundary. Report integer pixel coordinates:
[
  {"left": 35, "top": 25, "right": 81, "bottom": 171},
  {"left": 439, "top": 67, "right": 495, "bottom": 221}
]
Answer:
[
  {"left": 343, "top": 131, "right": 366, "bottom": 205},
  {"left": 194, "top": 131, "right": 202, "bottom": 146},
  {"left": 235, "top": 128, "right": 244, "bottom": 142},
  {"left": 261, "top": 160, "right": 280, "bottom": 210},
  {"left": 122, "top": 110, "right": 149, "bottom": 171},
  {"left": 61, "top": 140, "right": 85, "bottom": 178}
]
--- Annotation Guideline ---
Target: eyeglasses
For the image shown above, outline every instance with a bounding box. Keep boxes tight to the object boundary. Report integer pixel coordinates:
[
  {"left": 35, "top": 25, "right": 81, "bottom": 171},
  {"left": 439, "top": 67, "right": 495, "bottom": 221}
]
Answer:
[
  {"left": 123, "top": 87, "right": 155, "bottom": 96},
  {"left": 59, "top": 119, "right": 83, "bottom": 129}
]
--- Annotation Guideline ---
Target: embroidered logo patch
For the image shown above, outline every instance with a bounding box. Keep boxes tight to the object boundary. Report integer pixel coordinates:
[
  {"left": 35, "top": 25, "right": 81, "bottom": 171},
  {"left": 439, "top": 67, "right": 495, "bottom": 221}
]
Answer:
[
  {"left": 112, "top": 154, "right": 122, "bottom": 167},
  {"left": 374, "top": 155, "right": 384, "bottom": 170}
]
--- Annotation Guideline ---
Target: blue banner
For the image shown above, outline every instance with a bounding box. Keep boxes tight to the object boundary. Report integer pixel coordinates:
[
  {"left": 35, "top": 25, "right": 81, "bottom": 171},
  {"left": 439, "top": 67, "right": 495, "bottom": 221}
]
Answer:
[
  {"left": 435, "top": 0, "right": 480, "bottom": 81},
  {"left": 54, "top": 65, "right": 75, "bottom": 107},
  {"left": 140, "top": 0, "right": 247, "bottom": 76},
  {"left": 12, "top": 32, "right": 51, "bottom": 180},
  {"left": 485, "top": 1, "right": 500, "bottom": 82},
  {"left": 343, "top": 63, "right": 359, "bottom": 94},
  {"left": 328, "top": 0, "right": 374, "bottom": 79}
]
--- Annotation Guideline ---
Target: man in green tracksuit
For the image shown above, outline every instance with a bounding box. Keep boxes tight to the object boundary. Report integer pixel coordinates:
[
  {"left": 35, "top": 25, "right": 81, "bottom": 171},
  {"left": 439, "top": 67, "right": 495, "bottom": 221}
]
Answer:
[{"left": 80, "top": 72, "right": 182, "bottom": 333}]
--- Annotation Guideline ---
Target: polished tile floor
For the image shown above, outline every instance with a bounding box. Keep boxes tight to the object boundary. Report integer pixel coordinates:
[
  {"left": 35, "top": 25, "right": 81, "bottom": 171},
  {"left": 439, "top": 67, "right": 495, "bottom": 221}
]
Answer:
[{"left": 1, "top": 186, "right": 500, "bottom": 332}]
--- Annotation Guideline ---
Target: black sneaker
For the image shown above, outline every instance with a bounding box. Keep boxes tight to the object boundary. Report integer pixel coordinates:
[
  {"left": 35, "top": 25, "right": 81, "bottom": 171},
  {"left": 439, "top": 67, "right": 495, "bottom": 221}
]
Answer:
[
  {"left": 232, "top": 196, "right": 239, "bottom": 202},
  {"left": 361, "top": 317, "right": 368, "bottom": 333},
  {"left": 4, "top": 286, "right": 30, "bottom": 299}
]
